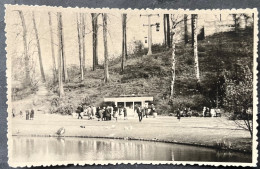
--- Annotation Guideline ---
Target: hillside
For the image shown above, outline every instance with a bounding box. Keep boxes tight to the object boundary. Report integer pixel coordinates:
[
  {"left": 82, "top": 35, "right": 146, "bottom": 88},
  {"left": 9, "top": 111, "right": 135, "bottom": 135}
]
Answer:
[{"left": 13, "top": 29, "right": 253, "bottom": 115}]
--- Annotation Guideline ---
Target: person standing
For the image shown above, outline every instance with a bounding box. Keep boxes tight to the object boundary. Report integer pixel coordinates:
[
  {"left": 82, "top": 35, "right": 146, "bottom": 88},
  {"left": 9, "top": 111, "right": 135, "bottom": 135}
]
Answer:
[
  {"left": 151, "top": 104, "right": 155, "bottom": 115},
  {"left": 76, "top": 104, "right": 83, "bottom": 119},
  {"left": 137, "top": 106, "right": 143, "bottom": 122},
  {"left": 26, "top": 110, "right": 30, "bottom": 120},
  {"left": 92, "top": 105, "right": 96, "bottom": 119},
  {"left": 30, "top": 109, "right": 34, "bottom": 120},
  {"left": 176, "top": 108, "right": 181, "bottom": 121},
  {"left": 98, "top": 107, "right": 104, "bottom": 121},
  {"left": 87, "top": 106, "right": 92, "bottom": 120},
  {"left": 123, "top": 107, "right": 127, "bottom": 120}
]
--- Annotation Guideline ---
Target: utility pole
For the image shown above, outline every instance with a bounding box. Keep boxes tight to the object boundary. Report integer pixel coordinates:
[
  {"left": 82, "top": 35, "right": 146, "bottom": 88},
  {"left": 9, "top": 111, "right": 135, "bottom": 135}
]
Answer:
[{"left": 140, "top": 14, "right": 160, "bottom": 55}]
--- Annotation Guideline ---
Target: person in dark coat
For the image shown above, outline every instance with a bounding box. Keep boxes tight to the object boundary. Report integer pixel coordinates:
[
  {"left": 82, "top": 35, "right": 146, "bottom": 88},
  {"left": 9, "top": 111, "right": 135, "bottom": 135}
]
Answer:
[
  {"left": 76, "top": 104, "right": 83, "bottom": 119},
  {"left": 123, "top": 107, "right": 127, "bottom": 120},
  {"left": 30, "top": 109, "right": 34, "bottom": 120},
  {"left": 98, "top": 107, "right": 104, "bottom": 121},
  {"left": 26, "top": 110, "right": 30, "bottom": 120},
  {"left": 176, "top": 108, "right": 181, "bottom": 121},
  {"left": 137, "top": 106, "right": 143, "bottom": 122}
]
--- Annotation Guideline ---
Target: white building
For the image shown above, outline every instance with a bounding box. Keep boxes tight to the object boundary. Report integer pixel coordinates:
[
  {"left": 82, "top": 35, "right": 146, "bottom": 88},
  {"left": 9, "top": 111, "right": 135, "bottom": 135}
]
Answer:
[{"left": 103, "top": 95, "right": 153, "bottom": 116}]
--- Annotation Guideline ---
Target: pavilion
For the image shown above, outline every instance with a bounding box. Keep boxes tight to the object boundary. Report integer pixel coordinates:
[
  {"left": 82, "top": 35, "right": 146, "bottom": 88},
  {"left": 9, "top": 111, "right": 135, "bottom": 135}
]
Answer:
[{"left": 103, "top": 95, "right": 154, "bottom": 116}]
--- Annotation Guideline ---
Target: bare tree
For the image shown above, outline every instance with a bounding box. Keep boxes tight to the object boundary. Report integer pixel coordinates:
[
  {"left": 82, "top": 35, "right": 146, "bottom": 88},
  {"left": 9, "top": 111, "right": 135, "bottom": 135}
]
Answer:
[
  {"left": 191, "top": 14, "right": 194, "bottom": 47},
  {"left": 48, "top": 12, "right": 57, "bottom": 83},
  {"left": 170, "top": 21, "right": 176, "bottom": 98},
  {"left": 163, "top": 14, "right": 171, "bottom": 48},
  {"left": 184, "top": 14, "right": 188, "bottom": 44},
  {"left": 121, "top": 13, "right": 127, "bottom": 72},
  {"left": 81, "top": 13, "right": 86, "bottom": 73},
  {"left": 232, "top": 14, "right": 238, "bottom": 33},
  {"left": 17, "top": 10, "right": 30, "bottom": 85},
  {"left": 169, "top": 15, "right": 185, "bottom": 98},
  {"left": 192, "top": 14, "right": 200, "bottom": 83},
  {"left": 76, "top": 13, "right": 84, "bottom": 81},
  {"left": 32, "top": 11, "right": 46, "bottom": 83},
  {"left": 103, "top": 13, "right": 109, "bottom": 83},
  {"left": 91, "top": 13, "right": 99, "bottom": 71},
  {"left": 124, "top": 14, "right": 128, "bottom": 60},
  {"left": 163, "top": 14, "right": 167, "bottom": 46},
  {"left": 59, "top": 13, "right": 68, "bottom": 82},
  {"left": 57, "top": 12, "right": 64, "bottom": 97}
]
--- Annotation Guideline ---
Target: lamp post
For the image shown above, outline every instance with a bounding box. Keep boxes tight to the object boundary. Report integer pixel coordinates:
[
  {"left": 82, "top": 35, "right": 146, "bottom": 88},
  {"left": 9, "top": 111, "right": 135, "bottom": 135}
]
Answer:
[{"left": 140, "top": 14, "right": 160, "bottom": 55}]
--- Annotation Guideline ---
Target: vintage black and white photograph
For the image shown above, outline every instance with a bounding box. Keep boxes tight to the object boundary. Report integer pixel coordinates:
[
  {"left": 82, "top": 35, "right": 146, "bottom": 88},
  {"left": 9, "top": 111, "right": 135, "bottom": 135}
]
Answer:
[{"left": 5, "top": 5, "right": 258, "bottom": 167}]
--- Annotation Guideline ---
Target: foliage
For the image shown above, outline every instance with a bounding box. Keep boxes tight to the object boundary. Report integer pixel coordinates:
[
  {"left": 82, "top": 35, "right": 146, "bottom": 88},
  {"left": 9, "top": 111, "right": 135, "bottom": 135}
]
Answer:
[{"left": 223, "top": 64, "right": 253, "bottom": 137}]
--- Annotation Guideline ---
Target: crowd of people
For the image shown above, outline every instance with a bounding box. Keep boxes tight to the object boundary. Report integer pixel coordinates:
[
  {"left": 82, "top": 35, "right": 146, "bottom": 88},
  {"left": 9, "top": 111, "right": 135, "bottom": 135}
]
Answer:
[
  {"left": 75, "top": 103, "right": 156, "bottom": 122},
  {"left": 75, "top": 104, "right": 128, "bottom": 121}
]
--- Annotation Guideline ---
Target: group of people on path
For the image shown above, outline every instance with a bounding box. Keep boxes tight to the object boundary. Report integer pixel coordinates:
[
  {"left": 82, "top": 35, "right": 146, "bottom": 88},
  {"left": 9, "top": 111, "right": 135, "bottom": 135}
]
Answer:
[
  {"left": 76, "top": 104, "right": 128, "bottom": 121},
  {"left": 135, "top": 104, "right": 155, "bottom": 122},
  {"left": 75, "top": 103, "right": 156, "bottom": 122},
  {"left": 12, "top": 108, "right": 34, "bottom": 120}
]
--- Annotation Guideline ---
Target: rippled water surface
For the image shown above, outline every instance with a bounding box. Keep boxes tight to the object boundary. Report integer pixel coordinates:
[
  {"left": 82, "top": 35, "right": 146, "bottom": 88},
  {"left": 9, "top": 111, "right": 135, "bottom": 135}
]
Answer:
[{"left": 11, "top": 136, "right": 251, "bottom": 163}]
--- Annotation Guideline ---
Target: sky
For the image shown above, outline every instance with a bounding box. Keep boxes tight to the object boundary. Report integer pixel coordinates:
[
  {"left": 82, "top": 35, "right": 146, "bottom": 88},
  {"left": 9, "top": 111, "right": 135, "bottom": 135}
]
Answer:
[{"left": 5, "top": 5, "right": 253, "bottom": 79}]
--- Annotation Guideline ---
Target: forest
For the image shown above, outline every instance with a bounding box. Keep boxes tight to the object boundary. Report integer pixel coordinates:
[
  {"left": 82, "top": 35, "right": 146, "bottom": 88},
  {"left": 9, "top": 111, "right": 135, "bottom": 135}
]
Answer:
[{"left": 7, "top": 9, "right": 254, "bottom": 132}]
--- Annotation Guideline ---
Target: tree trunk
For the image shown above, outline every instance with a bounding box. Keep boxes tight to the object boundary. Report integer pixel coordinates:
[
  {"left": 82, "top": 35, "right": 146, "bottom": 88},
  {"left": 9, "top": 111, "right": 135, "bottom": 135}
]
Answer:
[
  {"left": 124, "top": 14, "right": 128, "bottom": 60},
  {"left": 18, "top": 10, "right": 30, "bottom": 85},
  {"left": 60, "top": 13, "right": 68, "bottom": 82},
  {"left": 121, "top": 14, "right": 126, "bottom": 72},
  {"left": 32, "top": 11, "right": 46, "bottom": 83},
  {"left": 170, "top": 24, "right": 176, "bottom": 98},
  {"left": 92, "top": 13, "right": 99, "bottom": 71},
  {"left": 81, "top": 13, "right": 86, "bottom": 74},
  {"left": 103, "top": 13, "right": 109, "bottom": 83},
  {"left": 166, "top": 14, "right": 171, "bottom": 48},
  {"left": 77, "top": 13, "right": 84, "bottom": 81},
  {"left": 233, "top": 14, "right": 238, "bottom": 33},
  {"left": 163, "top": 14, "right": 167, "bottom": 46},
  {"left": 191, "top": 14, "right": 194, "bottom": 47},
  {"left": 193, "top": 14, "right": 200, "bottom": 83},
  {"left": 48, "top": 12, "right": 57, "bottom": 83},
  {"left": 184, "top": 14, "right": 188, "bottom": 44},
  {"left": 57, "top": 12, "right": 64, "bottom": 97}
]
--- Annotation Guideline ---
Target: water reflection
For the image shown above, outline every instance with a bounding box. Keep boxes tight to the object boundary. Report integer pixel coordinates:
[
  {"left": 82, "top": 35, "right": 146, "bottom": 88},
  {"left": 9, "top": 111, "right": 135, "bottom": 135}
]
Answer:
[{"left": 12, "top": 136, "right": 251, "bottom": 163}]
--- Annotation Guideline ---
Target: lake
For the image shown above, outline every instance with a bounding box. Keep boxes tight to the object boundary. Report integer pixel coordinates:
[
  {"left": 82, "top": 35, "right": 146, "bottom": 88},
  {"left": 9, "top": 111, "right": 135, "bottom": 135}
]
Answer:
[{"left": 11, "top": 136, "right": 251, "bottom": 163}]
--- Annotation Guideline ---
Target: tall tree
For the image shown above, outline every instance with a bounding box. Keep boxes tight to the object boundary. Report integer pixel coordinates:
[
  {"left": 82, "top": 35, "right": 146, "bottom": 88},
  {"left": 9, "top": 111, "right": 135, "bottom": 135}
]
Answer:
[
  {"left": 170, "top": 20, "right": 176, "bottom": 98},
  {"left": 191, "top": 14, "right": 194, "bottom": 47},
  {"left": 76, "top": 13, "right": 84, "bottom": 81},
  {"left": 192, "top": 14, "right": 200, "bottom": 83},
  {"left": 17, "top": 10, "right": 30, "bottom": 85},
  {"left": 57, "top": 12, "right": 64, "bottom": 97},
  {"left": 103, "top": 13, "right": 109, "bottom": 83},
  {"left": 60, "top": 13, "right": 68, "bottom": 82},
  {"left": 91, "top": 13, "right": 99, "bottom": 71},
  {"left": 48, "top": 12, "right": 57, "bottom": 83},
  {"left": 184, "top": 14, "right": 188, "bottom": 44},
  {"left": 163, "top": 14, "right": 167, "bottom": 46},
  {"left": 163, "top": 14, "right": 171, "bottom": 48},
  {"left": 232, "top": 14, "right": 238, "bottom": 33},
  {"left": 32, "top": 11, "right": 46, "bottom": 83},
  {"left": 166, "top": 14, "right": 171, "bottom": 48},
  {"left": 81, "top": 13, "right": 86, "bottom": 73},
  {"left": 121, "top": 13, "right": 127, "bottom": 72},
  {"left": 124, "top": 14, "right": 128, "bottom": 60}
]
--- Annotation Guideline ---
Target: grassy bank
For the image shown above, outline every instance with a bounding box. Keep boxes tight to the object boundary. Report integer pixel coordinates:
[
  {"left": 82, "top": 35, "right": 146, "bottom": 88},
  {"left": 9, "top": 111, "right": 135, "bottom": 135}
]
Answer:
[{"left": 11, "top": 112, "right": 252, "bottom": 153}]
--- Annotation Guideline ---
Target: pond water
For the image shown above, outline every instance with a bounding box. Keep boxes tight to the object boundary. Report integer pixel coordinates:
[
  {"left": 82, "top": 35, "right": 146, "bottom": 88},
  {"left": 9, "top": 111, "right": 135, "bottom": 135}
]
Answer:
[{"left": 11, "top": 136, "right": 251, "bottom": 163}]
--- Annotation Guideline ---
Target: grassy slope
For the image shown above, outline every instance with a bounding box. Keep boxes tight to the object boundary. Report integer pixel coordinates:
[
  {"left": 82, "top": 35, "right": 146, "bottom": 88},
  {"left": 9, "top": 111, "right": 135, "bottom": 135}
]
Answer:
[{"left": 49, "top": 29, "right": 253, "bottom": 115}]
